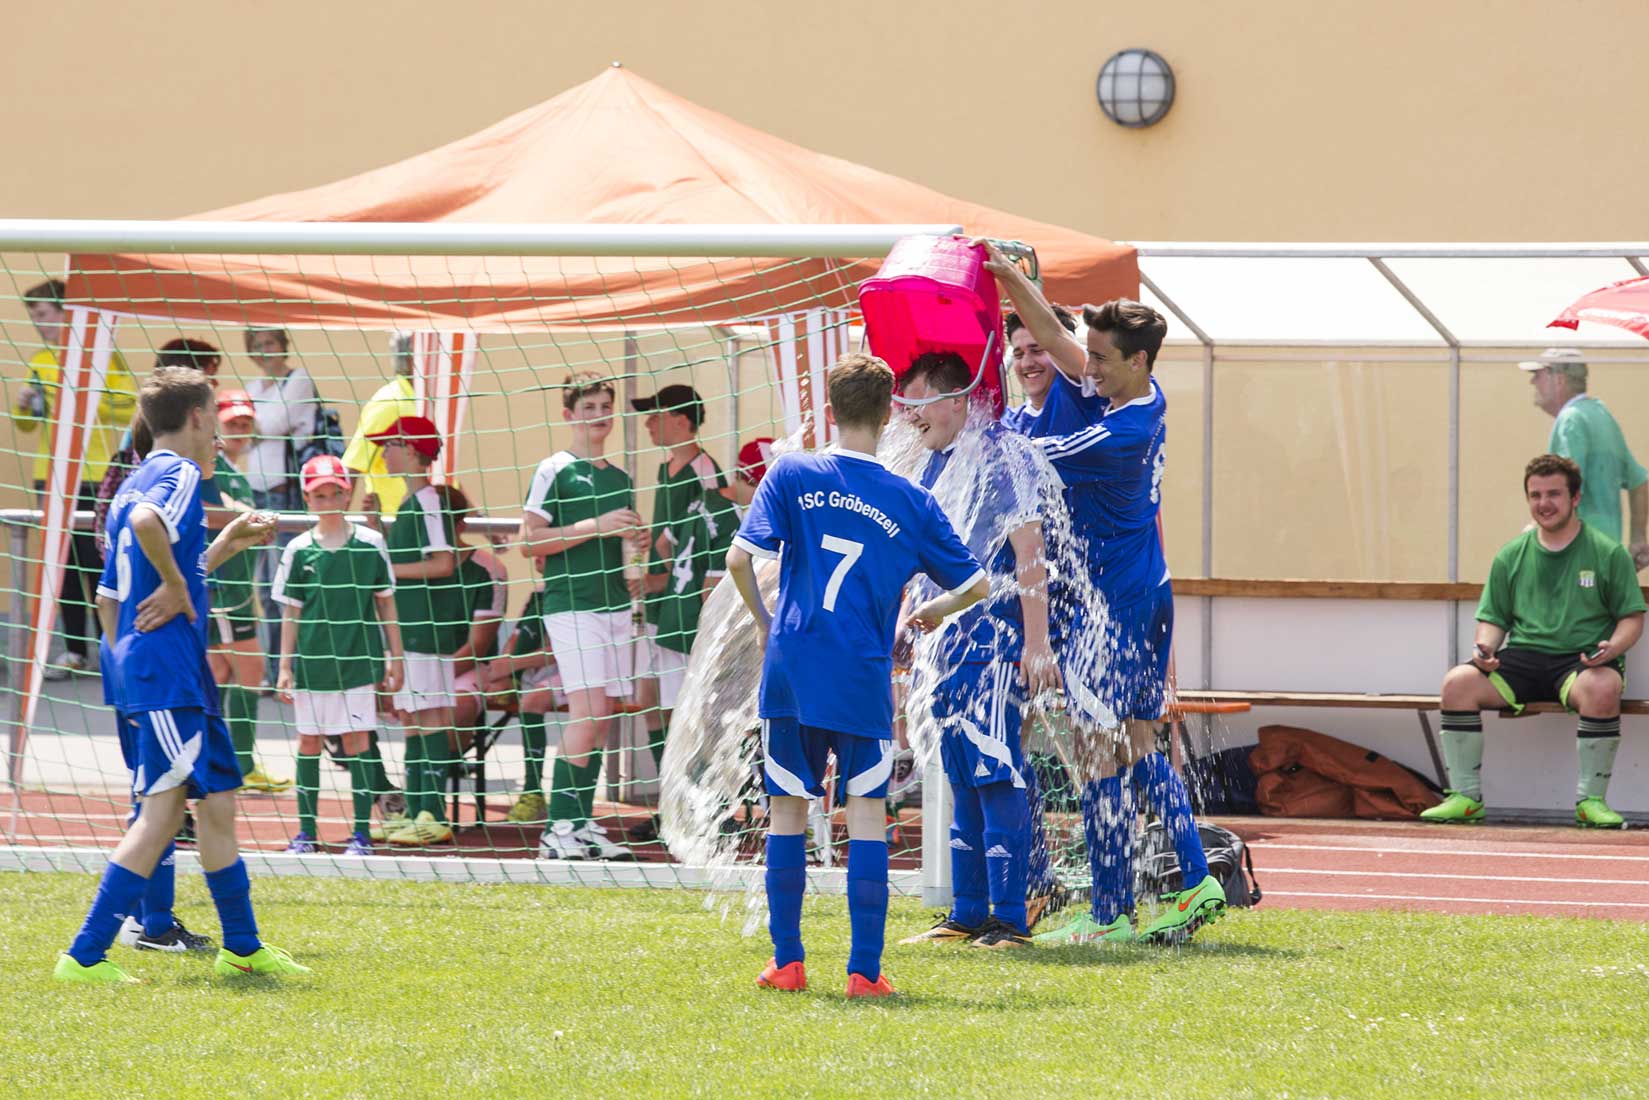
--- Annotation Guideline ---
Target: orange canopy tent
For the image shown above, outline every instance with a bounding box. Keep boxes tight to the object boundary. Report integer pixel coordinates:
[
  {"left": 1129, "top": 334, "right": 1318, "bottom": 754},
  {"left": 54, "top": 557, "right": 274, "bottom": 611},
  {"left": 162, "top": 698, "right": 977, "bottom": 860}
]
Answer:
[{"left": 62, "top": 65, "right": 1136, "bottom": 329}]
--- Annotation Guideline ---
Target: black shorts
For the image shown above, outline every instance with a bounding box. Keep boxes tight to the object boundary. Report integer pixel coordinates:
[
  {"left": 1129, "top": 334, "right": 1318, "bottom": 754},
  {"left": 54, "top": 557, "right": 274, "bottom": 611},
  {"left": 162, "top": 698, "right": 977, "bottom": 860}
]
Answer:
[{"left": 1480, "top": 646, "right": 1624, "bottom": 713}]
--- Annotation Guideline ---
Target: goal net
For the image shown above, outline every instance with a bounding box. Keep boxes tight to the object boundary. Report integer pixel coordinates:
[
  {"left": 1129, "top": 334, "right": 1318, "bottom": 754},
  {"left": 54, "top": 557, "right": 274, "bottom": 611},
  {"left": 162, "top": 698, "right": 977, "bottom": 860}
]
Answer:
[{"left": 1, "top": 219, "right": 1091, "bottom": 896}]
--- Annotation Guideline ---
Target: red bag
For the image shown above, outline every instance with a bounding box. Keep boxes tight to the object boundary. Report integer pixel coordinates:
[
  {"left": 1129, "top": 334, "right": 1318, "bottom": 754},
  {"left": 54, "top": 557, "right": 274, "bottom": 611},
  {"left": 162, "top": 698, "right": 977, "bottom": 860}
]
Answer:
[{"left": 1248, "top": 725, "right": 1442, "bottom": 819}]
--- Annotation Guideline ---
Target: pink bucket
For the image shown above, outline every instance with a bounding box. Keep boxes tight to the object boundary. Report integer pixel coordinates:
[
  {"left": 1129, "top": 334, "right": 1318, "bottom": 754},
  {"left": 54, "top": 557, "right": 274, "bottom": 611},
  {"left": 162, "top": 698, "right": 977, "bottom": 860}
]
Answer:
[{"left": 858, "top": 235, "right": 1004, "bottom": 415}]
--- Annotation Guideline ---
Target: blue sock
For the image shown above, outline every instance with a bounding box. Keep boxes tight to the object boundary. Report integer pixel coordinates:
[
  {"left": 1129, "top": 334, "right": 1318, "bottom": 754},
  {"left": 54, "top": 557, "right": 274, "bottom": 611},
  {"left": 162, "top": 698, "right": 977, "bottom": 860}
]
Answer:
[
  {"left": 948, "top": 784, "right": 988, "bottom": 928},
  {"left": 1082, "top": 777, "right": 1136, "bottom": 924},
  {"left": 67, "top": 861, "right": 149, "bottom": 966},
  {"left": 204, "top": 859, "right": 261, "bottom": 957},
  {"left": 1133, "top": 752, "right": 1210, "bottom": 888},
  {"left": 140, "top": 844, "right": 177, "bottom": 938},
  {"left": 1022, "top": 762, "right": 1056, "bottom": 892},
  {"left": 979, "top": 781, "right": 1029, "bottom": 933},
  {"left": 845, "top": 839, "right": 889, "bottom": 982},
  {"left": 765, "top": 833, "right": 806, "bottom": 968}
]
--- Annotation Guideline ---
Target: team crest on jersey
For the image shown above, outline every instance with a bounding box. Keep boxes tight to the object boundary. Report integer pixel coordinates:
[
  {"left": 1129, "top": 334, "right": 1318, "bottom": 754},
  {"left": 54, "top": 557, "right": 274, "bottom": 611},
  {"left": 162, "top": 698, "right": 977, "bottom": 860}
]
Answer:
[{"left": 1578, "top": 570, "right": 1596, "bottom": 588}]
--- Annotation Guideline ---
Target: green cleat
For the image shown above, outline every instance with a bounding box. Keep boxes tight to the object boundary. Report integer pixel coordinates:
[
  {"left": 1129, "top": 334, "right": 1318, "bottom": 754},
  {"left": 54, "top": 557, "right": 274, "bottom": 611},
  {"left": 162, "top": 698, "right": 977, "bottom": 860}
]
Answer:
[
  {"left": 54, "top": 953, "right": 139, "bottom": 984},
  {"left": 1419, "top": 790, "right": 1486, "bottom": 824},
  {"left": 1139, "top": 875, "right": 1227, "bottom": 945},
  {"left": 214, "top": 944, "right": 310, "bottom": 977},
  {"left": 1576, "top": 797, "right": 1625, "bottom": 829},
  {"left": 1032, "top": 912, "right": 1135, "bottom": 945}
]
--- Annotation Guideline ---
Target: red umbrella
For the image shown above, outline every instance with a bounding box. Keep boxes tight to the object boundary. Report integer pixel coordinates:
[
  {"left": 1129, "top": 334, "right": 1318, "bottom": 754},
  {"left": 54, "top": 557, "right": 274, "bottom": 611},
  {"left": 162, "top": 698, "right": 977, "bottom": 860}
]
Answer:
[{"left": 1551, "top": 275, "right": 1649, "bottom": 339}]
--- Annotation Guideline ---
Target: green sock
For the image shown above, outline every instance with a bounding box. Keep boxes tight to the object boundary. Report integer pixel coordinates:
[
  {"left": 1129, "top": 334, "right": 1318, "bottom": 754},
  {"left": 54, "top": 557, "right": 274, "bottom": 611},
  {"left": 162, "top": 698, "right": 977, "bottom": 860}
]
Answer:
[
  {"left": 295, "top": 752, "right": 321, "bottom": 838},
  {"left": 521, "top": 711, "right": 548, "bottom": 796},
  {"left": 577, "top": 748, "right": 605, "bottom": 824},
  {"left": 645, "top": 724, "right": 666, "bottom": 774},
  {"left": 420, "top": 733, "right": 451, "bottom": 824},
  {"left": 346, "top": 756, "right": 374, "bottom": 836},
  {"left": 224, "top": 685, "right": 257, "bottom": 776},
  {"left": 361, "top": 736, "right": 393, "bottom": 800},
  {"left": 1439, "top": 711, "right": 1485, "bottom": 800},
  {"left": 546, "top": 755, "right": 581, "bottom": 825},
  {"left": 1577, "top": 722, "right": 1622, "bottom": 801},
  {"left": 403, "top": 734, "right": 429, "bottom": 818}
]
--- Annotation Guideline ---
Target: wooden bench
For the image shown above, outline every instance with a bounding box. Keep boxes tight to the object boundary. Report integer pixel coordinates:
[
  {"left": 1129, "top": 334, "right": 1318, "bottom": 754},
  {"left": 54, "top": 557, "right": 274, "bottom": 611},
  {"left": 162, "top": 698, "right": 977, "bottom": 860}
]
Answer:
[{"left": 1174, "top": 688, "right": 1649, "bottom": 786}]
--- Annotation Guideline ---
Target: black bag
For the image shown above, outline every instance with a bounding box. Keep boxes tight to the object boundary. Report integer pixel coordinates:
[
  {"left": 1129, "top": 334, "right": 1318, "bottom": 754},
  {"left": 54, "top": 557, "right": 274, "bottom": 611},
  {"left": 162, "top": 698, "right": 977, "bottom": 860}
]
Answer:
[
  {"left": 285, "top": 398, "right": 346, "bottom": 494},
  {"left": 1135, "top": 820, "right": 1262, "bottom": 908},
  {"left": 1184, "top": 744, "right": 1261, "bottom": 816}
]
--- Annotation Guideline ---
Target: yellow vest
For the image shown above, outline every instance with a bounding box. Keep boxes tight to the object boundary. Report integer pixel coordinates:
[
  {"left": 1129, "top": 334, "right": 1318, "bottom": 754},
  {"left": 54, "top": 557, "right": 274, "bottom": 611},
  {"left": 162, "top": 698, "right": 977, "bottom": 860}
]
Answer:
[
  {"left": 13, "top": 347, "right": 137, "bottom": 485},
  {"left": 341, "top": 375, "right": 418, "bottom": 514}
]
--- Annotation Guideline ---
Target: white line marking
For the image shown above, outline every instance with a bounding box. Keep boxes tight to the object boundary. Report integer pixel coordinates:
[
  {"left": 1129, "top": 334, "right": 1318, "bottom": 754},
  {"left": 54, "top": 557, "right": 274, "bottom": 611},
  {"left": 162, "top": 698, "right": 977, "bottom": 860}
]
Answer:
[
  {"left": 1260, "top": 842, "right": 1649, "bottom": 863},
  {"left": 1265, "top": 890, "right": 1649, "bottom": 909},
  {"left": 1265, "top": 866, "right": 1649, "bottom": 887}
]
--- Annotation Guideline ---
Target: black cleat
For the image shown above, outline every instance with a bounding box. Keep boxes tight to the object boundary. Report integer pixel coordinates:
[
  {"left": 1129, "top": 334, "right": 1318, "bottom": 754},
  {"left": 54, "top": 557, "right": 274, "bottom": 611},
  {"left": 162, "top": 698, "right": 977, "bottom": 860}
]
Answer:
[
  {"left": 135, "top": 919, "right": 216, "bottom": 954},
  {"left": 898, "top": 913, "right": 986, "bottom": 945},
  {"left": 970, "top": 918, "right": 1033, "bottom": 949}
]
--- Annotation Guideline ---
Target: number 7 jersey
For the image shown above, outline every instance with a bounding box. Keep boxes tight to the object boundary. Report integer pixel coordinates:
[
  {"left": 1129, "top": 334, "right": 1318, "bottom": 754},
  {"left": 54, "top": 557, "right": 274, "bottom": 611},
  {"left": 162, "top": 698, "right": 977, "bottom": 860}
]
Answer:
[{"left": 733, "top": 448, "right": 983, "bottom": 739}]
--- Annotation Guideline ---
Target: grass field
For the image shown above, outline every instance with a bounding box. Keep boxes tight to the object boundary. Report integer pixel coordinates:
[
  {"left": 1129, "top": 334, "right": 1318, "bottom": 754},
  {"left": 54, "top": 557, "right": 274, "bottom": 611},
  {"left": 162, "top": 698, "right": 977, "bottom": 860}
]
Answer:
[{"left": 2, "top": 873, "right": 1644, "bottom": 1099}]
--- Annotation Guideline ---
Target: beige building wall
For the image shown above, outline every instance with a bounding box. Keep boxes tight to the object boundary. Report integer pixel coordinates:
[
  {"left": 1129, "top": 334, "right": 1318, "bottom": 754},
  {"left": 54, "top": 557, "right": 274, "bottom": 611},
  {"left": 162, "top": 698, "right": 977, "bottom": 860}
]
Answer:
[{"left": 5, "top": 1, "right": 1649, "bottom": 595}]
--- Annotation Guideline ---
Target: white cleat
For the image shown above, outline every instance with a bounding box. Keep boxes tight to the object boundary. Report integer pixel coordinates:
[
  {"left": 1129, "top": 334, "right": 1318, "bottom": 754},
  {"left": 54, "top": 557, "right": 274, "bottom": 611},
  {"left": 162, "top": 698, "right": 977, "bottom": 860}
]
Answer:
[
  {"left": 576, "top": 820, "right": 635, "bottom": 861},
  {"left": 537, "top": 819, "right": 589, "bottom": 861}
]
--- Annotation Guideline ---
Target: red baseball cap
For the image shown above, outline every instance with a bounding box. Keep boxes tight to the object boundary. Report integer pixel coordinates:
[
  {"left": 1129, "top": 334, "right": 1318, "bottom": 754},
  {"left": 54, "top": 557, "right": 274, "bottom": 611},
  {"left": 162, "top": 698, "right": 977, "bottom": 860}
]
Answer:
[
  {"left": 301, "top": 454, "right": 351, "bottom": 494},
  {"left": 216, "top": 388, "right": 255, "bottom": 423},
  {"left": 736, "top": 437, "right": 775, "bottom": 485},
  {"left": 367, "top": 414, "right": 442, "bottom": 460}
]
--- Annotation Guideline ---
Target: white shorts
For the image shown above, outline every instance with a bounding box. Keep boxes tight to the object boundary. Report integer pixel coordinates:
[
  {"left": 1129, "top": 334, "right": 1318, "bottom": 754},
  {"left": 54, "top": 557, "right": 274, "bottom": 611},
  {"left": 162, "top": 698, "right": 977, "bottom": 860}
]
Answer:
[
  {"left": 292, "top": 685, "right": 378, "bottom": 738},
  {"left": 544, "top": 610, "right": 634, "bottom": 697},
  {"left": 453, "top": 668, "right": 480, "bottom": 695},
  {"left": 637, "top": 625, "right": 690, "bottom": 710},
  {"left": 394, "top": 651, "right": 456, "bottom": 714}
]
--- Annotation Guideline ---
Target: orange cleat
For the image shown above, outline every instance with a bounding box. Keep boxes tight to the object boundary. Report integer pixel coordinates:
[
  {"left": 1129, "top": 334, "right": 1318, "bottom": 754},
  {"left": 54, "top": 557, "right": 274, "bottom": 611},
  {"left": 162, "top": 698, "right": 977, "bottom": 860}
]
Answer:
[
  {"left": 756, "top": 958, "right": 807, "bottom": 991},
  {"left": 845, "top": 972, "right": 896, "bottom": 999}
]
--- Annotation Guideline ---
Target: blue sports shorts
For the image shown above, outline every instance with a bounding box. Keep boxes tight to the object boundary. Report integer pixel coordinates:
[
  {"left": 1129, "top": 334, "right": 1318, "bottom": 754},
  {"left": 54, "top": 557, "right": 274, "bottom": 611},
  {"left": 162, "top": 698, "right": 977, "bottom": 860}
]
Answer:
[
  {"left": 929, "top": 662, "right": 1026, "bottom": 790},
  {"left": 760, "top": 718, "right": 894, "bottom": 800},
  {"left": 125, "top": 707, "right": 242, "bottom": 801}
]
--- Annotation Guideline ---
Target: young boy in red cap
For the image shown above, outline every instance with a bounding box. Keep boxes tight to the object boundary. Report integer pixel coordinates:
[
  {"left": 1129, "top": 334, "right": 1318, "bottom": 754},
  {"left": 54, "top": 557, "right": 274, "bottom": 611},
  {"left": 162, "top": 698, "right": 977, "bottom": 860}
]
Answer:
[
  {"left": 273, "top": 455, "right": 405, "bottom": 854},
  {"left": 369, "top": 415, "right": 463, "bottom": 845}
]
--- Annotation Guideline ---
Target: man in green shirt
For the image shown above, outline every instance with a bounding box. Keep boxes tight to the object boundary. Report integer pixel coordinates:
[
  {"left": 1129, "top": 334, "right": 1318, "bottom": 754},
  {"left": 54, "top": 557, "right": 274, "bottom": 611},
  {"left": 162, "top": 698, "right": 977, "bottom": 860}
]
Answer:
[
  {"left": 370, "top": 414, "right": 462, "bottom": 846},
  {"left": 520, "top": 373, "right": 646, "bottom": 861},
  {"left": 1523, "top": 347, "right": 1649, "bottom": 566},
  {"left": 1428, "top": 453, "right": 1646, "bottom": 828},
  {"left": 628, "top": 385, "right": 739, "bottom": 807}
]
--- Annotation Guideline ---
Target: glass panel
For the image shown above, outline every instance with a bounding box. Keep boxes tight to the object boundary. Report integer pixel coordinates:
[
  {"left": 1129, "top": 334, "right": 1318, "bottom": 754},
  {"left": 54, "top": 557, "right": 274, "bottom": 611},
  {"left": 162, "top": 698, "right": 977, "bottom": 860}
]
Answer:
[{"left": 1385, "top": 256, "right": 1644, "bottom": 344}]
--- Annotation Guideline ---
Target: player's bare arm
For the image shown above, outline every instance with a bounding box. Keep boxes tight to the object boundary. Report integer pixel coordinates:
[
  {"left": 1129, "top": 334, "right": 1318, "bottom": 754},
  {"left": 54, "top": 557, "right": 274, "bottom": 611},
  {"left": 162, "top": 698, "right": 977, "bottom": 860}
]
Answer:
[
  {"left": 1469, "top": 623, "right": 1509, "bottom": 671},
  {"left": 1007, "top": 520, "right": 1061, "bottom": 695},
  {"left": 520, "top": 506, "right": 640, "bottom": 559},
  {"left": 377, "top": 593, "right": 405, "bottom": 694},
  {"left": 130, "top": 507, "right": 196, "bottom": 632},
  {"left": 973, "top": 238, "right": 1084, "bottom": 381},
  {"left": 203, "top": 510, "right": 277, "bottom": 574},
  {"left": 95, "top": 593, "right": 118, "bottom": 641},
  {"left": 725, "top": 544, "right": 772, "bottom": 645},
  {"left": 1581, "top": 611, "right": 1645, "bottom": 668},
  {"left": 904, "top": 573, "right": 990, "bottom": 634},
  {"left": 275, "top": 604, "right": 301, "bottom": 703},
  {"left": 393, "top": 547, "right": 457, "bottom": 581}
]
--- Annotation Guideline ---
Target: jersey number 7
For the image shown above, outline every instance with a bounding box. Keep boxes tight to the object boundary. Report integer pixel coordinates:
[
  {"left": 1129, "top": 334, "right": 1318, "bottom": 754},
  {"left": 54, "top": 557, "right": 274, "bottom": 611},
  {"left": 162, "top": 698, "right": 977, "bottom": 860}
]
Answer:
[{"left": 820, "top": 534, "right": 864, "bottom": 612}]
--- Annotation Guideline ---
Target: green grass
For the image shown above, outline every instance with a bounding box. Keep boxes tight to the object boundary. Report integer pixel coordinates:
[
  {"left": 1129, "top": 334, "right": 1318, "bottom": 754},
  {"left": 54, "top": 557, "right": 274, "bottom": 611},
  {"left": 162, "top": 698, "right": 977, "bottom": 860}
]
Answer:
[{"left": 2, "top": 873, "right": 1646, "bottom": 1099}]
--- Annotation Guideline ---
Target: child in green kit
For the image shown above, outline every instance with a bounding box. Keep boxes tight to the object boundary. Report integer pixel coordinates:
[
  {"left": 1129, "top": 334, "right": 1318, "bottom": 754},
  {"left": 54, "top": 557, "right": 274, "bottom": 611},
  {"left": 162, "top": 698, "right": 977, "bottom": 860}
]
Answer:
[{"left": 273, "top": 455, "right": 404, "bottom": 854}]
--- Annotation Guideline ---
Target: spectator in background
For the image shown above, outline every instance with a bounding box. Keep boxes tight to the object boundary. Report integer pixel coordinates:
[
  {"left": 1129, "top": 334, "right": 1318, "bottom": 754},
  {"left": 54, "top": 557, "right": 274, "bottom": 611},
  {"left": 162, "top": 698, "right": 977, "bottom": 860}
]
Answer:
[
  {"left": 343, "top": 331, "right": 419, "bottom": 516},
  {"left": 242, "top": 326, "right": 317, "bottom": 673},
  {"left": 9, "top": 279, "right": 136, "bottom": 678},
  {"left": 1524, "top": 347, "right": 1649, "bottom": 567}
]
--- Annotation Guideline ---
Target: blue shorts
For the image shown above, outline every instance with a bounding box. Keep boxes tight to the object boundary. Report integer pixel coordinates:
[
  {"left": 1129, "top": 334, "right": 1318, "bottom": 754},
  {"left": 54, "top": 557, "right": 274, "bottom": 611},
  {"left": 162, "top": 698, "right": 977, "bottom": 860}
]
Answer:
[
  {"left": 125, "top": 707, "right": 243, "bottom": 801},
  {"left": 931, "top": 662, "right": 1026, "bottom": 790},
  {"left": 1054, "top": 584, "right": 1174, "bottom": 725},
  {"left": 761, "top": 718, "right": 894, "bottom": 800}
]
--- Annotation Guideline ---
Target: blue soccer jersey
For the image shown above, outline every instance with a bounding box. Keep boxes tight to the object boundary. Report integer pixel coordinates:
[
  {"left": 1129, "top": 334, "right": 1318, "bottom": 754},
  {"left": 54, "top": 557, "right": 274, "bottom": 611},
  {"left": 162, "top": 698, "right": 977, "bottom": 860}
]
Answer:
[
  {"left": 1031, "top": 379, "right": 1170, "bottom": 608},
  {"left": 95, "top": 449, "right": 218, "bottom": 715},
  {"left": 913, "top": 425, "right": 1038, "bottom": 667},
  {"left": 733, "top": 448, "right": 984, "bottom": 739}
]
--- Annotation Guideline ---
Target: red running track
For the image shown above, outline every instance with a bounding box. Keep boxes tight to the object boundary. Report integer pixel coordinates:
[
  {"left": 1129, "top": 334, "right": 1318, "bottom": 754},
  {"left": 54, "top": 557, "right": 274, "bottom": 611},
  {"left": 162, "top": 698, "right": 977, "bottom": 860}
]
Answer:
[
  {"left": 7, "top": 788, "right": 1646, "bottom": 919},
  {"left": 1221, "top": 816, "right": 1649, "bottom": 920}
]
